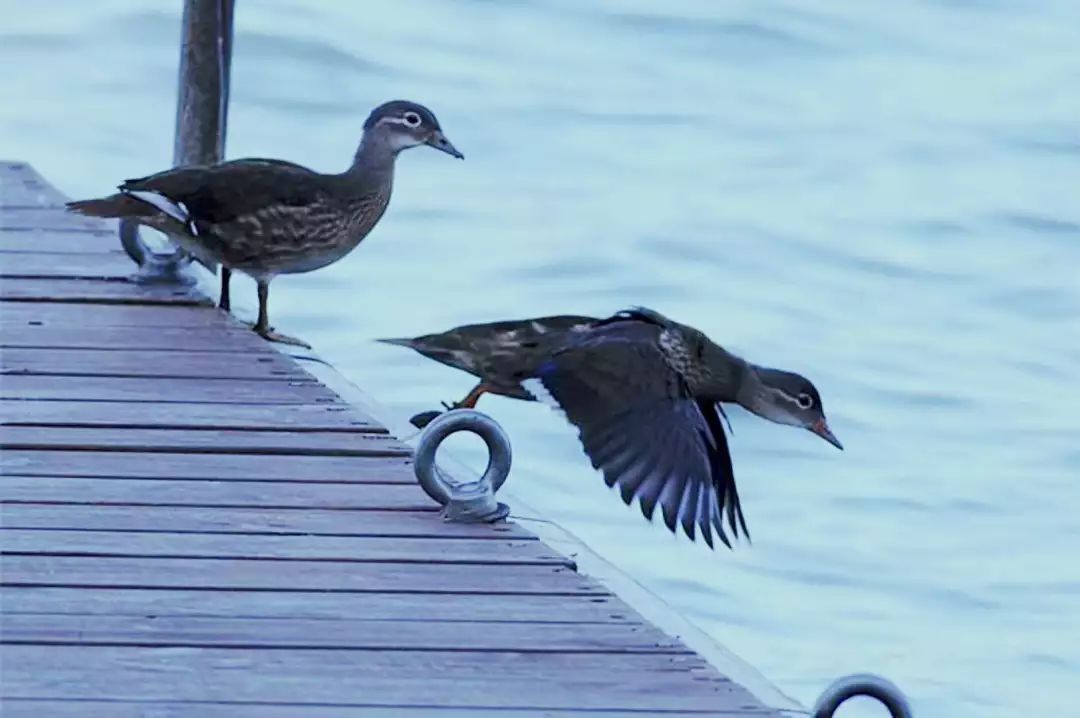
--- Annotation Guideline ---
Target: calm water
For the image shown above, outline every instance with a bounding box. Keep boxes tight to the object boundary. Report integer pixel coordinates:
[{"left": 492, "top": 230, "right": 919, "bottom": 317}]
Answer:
[{"left": 3, "top": 1, "right": 1079, "bottom": 715}]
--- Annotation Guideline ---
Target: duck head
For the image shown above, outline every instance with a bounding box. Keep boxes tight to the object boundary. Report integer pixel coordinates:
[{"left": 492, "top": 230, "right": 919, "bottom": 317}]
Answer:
[
  {"left": 361, "top": 100, "right": 464, "bottom": 159},
  {"left": 740, "top": 366, "right": 843, "bottom": 450}
]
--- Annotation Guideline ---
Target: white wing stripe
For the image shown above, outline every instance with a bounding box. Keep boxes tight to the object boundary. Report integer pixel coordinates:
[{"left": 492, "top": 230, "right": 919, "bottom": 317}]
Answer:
[
  {"left": 521, "top": 377, "right": 556, "bottom": 407},
  {"left": 124, "top": 189, "right": 199, "bottom": 236},
  {"left": 124, "top": 189, "right": 188, "bottom": 223}
]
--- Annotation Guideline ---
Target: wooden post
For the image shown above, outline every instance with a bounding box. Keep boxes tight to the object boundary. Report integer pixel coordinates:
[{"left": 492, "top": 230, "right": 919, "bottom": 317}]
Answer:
[
  {"left": 174, "top": 0, "right": 235, "bottom": 167},
  {"left": 120, "top": 0, "right": 235, "bottom": 281}
]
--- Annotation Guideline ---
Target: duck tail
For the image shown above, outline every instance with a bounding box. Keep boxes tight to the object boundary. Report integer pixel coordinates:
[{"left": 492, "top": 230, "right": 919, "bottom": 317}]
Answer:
[{"left": 66, "top": 193, "right": 152, "bottom": 219}]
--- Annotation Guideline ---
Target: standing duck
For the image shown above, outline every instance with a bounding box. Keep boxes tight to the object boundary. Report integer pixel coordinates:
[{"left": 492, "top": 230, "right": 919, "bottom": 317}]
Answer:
[
  {"left": 67, "top": 100, "right": 463, "bottom": 346},
  {"left": 390, "top": 308, "right": 843, "bottom": 548}
]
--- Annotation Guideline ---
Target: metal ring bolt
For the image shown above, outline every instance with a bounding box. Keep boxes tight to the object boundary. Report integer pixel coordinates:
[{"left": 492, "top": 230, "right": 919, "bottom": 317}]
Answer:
[
  {"left": 119, "top": 218, "right": 195, "bottom": 284},
  {"left": 812, "top": 673, "right": 913, "bottom": 718},
  {"left": 413, "top": 409, "right": 512, "bottom": 523}
]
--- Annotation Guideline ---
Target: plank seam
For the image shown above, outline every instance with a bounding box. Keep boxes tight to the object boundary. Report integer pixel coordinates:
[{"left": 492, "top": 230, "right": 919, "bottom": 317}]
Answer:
[
  {"left": 0, "top": 473, "right": 409, "bottom": 483},
  {"left": 0, "top": 527, "right": 536, "bottom": 541},
  {"left": 0, "top": 612, "right": 637, "bottom": 626},
  {"left": 0, "top": 640, "right": 691, "bottom": 656},
  {"left": 0, "top": 473, "right": 406, "bottom": 483},
  {"left": 0, "top": 444, "right": 406, "bottom": 455},
  {"left": 2, "top": 372, "right": 318, "bottom": 381},
  {"left": 0, "top": 424, "right": 387, "bottom": 434},
  {"left": 1, "top": 500, "right": 434, "bottom": 511},
  {"left": 0, "top": 297, "right": 206, "bottom": 306},
  {"left": 0, "top": 584, "right": 606, "bottom": 597},
  {"left": 0, "top": 551, "right": 574, "bottom": 568},
  {"left": 0, "top": 227, "right": 112, "bottom": 235},
  {"left": 0, "top": 697, "right": 750, "bottom": 715}
]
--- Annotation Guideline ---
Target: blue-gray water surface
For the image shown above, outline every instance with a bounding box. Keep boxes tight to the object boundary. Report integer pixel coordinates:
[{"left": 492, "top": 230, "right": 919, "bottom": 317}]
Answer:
[{"left": 2, "top": 1, "right": 1078, "bottom": 715}]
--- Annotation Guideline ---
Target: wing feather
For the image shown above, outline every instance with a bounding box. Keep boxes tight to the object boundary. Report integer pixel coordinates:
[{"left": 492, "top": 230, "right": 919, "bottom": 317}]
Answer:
[{"left": 529, "top": 321, "right": 749, "bottom": 547}]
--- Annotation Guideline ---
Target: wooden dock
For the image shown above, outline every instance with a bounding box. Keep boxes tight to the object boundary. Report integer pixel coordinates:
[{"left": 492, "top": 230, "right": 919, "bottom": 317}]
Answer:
[{"left": 0, "top": 161, "right": 783, "bottom": 717}]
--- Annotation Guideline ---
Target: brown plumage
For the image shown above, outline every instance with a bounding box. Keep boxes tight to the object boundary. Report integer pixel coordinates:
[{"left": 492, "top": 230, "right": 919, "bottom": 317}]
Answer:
[
  {"left": 388, "top": 307, "right": 844, "bottom": 549},
  {"left": 68, "top": 100, "right": 463, "bottom": 346},
  {"left": 379, "top": 314, "right": 597, "bottom": 407}
]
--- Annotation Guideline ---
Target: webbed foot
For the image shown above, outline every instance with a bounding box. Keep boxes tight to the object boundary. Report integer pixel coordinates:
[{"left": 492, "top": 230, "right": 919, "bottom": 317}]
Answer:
[{"left": 254, "top": 325, "right": 312, "bottom": 349}]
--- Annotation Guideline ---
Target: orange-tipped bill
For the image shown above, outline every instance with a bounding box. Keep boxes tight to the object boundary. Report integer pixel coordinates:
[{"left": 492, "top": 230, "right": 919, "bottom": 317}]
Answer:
[{"left": 811, "top": 418, "right": 843, "bottom": 450}]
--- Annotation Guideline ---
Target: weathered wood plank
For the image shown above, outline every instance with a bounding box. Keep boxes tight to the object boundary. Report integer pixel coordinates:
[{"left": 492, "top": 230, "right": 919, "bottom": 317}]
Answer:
[
  {"left": 1, "top": 348, "right": 313, "bottom": 380},
  {"left": 0, "top": 587, "right": 633, "bottom": 623},
  {"left": 0, "top": 251, "right": 134, "bottom": 278},
  {"left": 0, "top": 301, "right": 237, "bottom": 327},
  {"left": 0, "top": 207, "right": 111, "bottom": 232},
  {"left": 0, "top": 231, "right": 118, "bottom": 253},
  {"left": 0, "top": 476, "right": 433, "bottom": 511},
  {"left": 0, "top": 426, "right": 410, "bottom": 455},
  {"left": 0, "top": 277, "right": 207, "bottom": 304},
  {"left": 0, "top": 504, "right": 532, "bottom": 539},
  {"left": 0, "top": 614, "right": 681, "bottom": 653},
  {"left": 0, "top": 701, "right": 760, "bottom": 718},
  {"left": 0, "top": 451, "right": 414, "bottom": 482},
  {"left": 0, "top": 646, "right": 753, "bottom": 711},
  {"left": 0, "top": 556, "right": 602, "bottom": 595},
  {"left": 1, "top": 321, "right": 272, "bottom": 349},
  {"left": 0, "top": 400, "right": 385, "bottom": 432},
  {"left": 0, "top": 375, "right": 343, "bottom": 403},
  {"left": 0, "top": 161, "right": 69, "bottom": 206},
  {"left": 0, "top": 530, "right": 570, "bottom": 566}
]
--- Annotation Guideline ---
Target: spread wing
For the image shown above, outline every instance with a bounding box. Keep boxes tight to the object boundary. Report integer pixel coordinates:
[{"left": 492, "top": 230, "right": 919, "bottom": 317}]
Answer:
[
  {"left": 526, "top": 322, "right": 749, "bottom": 548},
  {"left": 120, "top": 158, "right": 332, "bottom": 227}
]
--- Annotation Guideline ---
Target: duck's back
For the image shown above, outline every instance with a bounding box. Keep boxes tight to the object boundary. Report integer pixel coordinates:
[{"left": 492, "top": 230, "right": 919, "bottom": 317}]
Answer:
[
  {"left": 124, "top": 159, "right": 390, "bottom": 276},
  {"left": 384, "top": 315, "right": 597, "bottom": 397}
]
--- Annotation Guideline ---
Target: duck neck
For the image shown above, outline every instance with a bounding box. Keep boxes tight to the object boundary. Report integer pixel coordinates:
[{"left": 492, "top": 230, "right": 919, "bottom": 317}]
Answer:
[
  {"left": 346, "top": 135, "right": 398, "bottom": 181},
  {"left": 735, "top": 363, "right": 775, "bottom": 417}
]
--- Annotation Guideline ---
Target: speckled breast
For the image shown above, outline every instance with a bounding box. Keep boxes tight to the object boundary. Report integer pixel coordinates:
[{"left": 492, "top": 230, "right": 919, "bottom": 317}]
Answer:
[{"left": 227, "top": 186, "right": 392, "bottom": 277}]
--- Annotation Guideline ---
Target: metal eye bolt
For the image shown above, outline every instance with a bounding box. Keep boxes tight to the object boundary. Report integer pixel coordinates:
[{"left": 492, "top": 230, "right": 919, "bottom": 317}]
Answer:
[
  {"left": 810, "top": 673, "right": 913, "bottom": 718},
  {"left": 413, "top": 409, "right": 512, "bottom": 523}
]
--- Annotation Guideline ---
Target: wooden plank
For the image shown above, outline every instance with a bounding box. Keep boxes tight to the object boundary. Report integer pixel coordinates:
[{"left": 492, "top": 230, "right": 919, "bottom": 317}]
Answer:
[
  {"left": 0, "top": 375, "right": 342, "bottom": 403},
  {"left": 0, "top": 701, "right": 759, "bottom": 718},
  {"left": 1, "top": 348, "right": 313, "bottom": 380},
  {"left": 0, "top": 426, "right": 410, "bottom": 456},
  {"left": 0, "top": 277, "right": 207, "bottom": 304},
  {"left": 0, "top": 231, "right": 118, "bottom": 253},
  {"left": 0, "top": 587, "right": 633, "bottom": 624},
  {"left": 0, "top": 504, "right": 533, "bottom": 539},
  {"left": 0, "top": 207, "right": 111, "bottom": 232},
  {"left": 0, "top": 530, "right": 571, "bottom": 566},
  {"left": 0, "top": 400, "right": 385, "bottom": 432},
  {"left": 0, "top": 301, "right": 237, "bottom": 327},
  {"left": 0, "top": 614, "right": 681, "bottom": 653},
  {"left": 0, "top": 556, "right": 602, "bottom": 595},
  {"left": 0, "top": 451, "right": 414, "bottom": 482},
  {"left": 1, "top": 321, "right": 272, "bottom": 349},
  {"left": 0, "top": 476, "right": 434, "bottom": 511},
  {"left": 0, "top": 250, "right": 136, "bottom": 278},
  {"left": 0, "top": 646, "right": 752, "bottom": 712},
  {"left": 0, "top": 161, "right": 69, "bottom": 206}
]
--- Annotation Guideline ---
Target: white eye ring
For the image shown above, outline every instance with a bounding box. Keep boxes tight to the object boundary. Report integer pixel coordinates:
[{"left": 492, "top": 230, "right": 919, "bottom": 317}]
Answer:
[
  {"left": 797, "top": 393, "right": 814, "bottom": 410},
  {"left": 403, "top": 112, "right": 422, "bottom": 128}
]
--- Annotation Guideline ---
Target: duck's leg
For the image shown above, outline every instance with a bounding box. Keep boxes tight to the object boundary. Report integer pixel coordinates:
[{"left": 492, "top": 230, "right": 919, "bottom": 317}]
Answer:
[
  {"left": 409, "top": 383, "right": 491, "bottom": 428},
  {"left": 253, "top": 279, "right": 311, "bottom": 348},
  {"left": 253, "top": 279, "right": 270, "bottom": 333},
  {"left": 453, "top": 382, "right": 490, "bottom": 409},
  {"left": 218, "top": 267, "right": 232, "bottom": 311}
]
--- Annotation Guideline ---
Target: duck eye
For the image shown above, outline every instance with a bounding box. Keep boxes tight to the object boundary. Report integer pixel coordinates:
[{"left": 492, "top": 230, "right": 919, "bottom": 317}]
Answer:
[
  {"left": 797, "top": 393, "right": 814, "bottom": 410},
  {"left": 403, "top": 112, "right": 422, "bottom": 128}
]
